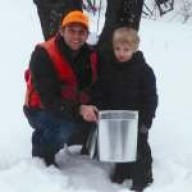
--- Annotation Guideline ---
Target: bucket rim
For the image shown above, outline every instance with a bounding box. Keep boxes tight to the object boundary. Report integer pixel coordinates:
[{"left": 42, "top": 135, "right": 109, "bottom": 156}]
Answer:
[
  {"left": 99, "top": 109, "right": 138, "bottom": 114},
  {"left": 98, "top": 110, "right": 139, "bottom": 120}
]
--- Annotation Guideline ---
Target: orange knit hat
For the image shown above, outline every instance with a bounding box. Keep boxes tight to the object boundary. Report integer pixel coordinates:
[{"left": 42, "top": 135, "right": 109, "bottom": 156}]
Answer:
[{"left": 61, "top": 10, "right": 89, "bottom": 29}]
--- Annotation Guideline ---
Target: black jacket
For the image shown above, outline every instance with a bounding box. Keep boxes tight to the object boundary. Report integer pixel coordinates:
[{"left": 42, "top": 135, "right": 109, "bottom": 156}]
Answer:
[
  {"left": 29, "top": 34, "right": 95, "bottom": 119},
  {"left": 93, "top": 51, "right": 158, "bottom": 128}
]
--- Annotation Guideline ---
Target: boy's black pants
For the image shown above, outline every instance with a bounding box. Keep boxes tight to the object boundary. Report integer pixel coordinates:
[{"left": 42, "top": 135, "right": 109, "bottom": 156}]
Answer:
[{"left": 113, "top": 133, "right": 153, "bottom": 186}]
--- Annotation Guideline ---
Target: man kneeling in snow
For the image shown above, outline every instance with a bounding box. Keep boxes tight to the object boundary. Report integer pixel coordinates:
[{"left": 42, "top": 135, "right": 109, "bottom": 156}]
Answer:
[{"left": 23, "top": 10, "right": 98, "bottom": 166}]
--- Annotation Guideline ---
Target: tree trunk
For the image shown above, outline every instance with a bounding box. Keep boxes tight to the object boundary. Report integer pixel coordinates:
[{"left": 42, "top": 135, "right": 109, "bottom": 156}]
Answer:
[
  {"left": 34, "top": 0, "right": 82, "bottom": 40},
  {"left": 97, "top": 0, "right": 144, "bottom": 58},
  {"left": 34, "top": 0, "right": 144, "bottom": 55}
]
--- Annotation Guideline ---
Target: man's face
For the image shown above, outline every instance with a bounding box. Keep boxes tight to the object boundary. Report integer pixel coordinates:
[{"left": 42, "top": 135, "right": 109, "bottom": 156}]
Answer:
[
  {"left": 60, "top": 23, "right": 88, "bottom": 51},
  {"left": 113, "top": 43, "right": 134, "bottom": 62}
]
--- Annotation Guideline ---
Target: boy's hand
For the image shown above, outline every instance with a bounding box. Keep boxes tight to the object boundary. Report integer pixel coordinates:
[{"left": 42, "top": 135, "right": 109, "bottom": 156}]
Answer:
[
  {"left": 79, "top": 105, "right": 98, "bottom": 122},
  {"left": 139, "top": 124, "right": 148, "bottom": 134}
]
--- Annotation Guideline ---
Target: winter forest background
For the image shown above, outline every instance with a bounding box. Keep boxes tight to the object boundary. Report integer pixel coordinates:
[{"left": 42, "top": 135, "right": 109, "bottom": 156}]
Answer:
[{"left": 0, "top": 0, "right": 192, "bottom": 192}]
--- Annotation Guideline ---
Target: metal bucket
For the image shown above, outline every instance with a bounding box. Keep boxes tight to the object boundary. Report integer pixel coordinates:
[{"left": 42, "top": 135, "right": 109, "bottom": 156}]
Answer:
[{"left": 98, "top": 110, "right": 138, "bottom": 162}]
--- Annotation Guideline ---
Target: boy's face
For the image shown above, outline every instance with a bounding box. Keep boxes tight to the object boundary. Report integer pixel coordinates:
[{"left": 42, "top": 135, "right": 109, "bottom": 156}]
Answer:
[{"left": 113, "top": 43, "right": 134, "bottom": 62}]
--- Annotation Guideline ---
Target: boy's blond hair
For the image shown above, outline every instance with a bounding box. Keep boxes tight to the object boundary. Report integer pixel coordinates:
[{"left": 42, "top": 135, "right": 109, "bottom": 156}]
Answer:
[{"left": 112, "top": 27, "right": 140, "bottom": 52}]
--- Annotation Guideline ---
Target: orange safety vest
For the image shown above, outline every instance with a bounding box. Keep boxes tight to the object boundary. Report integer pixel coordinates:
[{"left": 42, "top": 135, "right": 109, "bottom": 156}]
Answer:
[{"left": 24, "top": 37, "right": 98, "bottom": 108}]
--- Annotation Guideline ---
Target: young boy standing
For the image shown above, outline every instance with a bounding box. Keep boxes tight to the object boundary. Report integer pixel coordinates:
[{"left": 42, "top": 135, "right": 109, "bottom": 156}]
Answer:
[{"left": 83, "top": 27, "right": 158, "bottom": 192}]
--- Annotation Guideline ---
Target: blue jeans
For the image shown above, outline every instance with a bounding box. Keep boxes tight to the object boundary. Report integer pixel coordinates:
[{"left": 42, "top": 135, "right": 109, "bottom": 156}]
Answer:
[{"left": 24, "top": 106, "right": 91, "bottom": 165}]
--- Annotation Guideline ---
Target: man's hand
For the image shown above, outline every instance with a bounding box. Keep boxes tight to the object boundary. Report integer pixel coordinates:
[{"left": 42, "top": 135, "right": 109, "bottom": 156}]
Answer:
[{"left": 79, "top": 105, "right": 98, "bottom": 122}]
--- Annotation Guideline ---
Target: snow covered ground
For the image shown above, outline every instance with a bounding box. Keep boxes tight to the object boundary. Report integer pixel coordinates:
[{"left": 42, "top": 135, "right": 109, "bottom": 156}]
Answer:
[{"left": 0, "top": 1, "right": 192, "bottom": 192}]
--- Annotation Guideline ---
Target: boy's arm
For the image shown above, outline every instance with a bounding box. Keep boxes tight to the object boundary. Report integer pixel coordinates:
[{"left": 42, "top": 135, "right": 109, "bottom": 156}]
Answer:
[
  {"left": 139, "top": 65, "right": 158, "bottom": 129},
  {"left": 90, "top": 55, "right": 110, "bottom": 110}
]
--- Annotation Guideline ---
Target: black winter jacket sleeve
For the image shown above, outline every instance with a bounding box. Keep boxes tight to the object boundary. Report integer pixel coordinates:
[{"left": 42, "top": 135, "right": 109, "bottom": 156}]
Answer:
[
  {"left": 29, "top": 46, "right": 79, "bottom": 120},
  {"left": 139, "top": 63, "right": 158, "bottom": 128}
]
